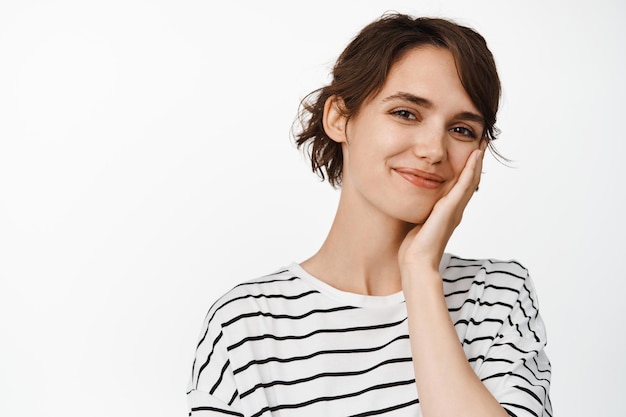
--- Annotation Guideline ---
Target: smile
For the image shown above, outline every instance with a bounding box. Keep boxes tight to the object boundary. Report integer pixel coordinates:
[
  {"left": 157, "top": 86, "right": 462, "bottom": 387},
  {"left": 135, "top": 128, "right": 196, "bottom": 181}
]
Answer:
[{"left": 393, "top": 168, "right": 445, "bottom": 190}]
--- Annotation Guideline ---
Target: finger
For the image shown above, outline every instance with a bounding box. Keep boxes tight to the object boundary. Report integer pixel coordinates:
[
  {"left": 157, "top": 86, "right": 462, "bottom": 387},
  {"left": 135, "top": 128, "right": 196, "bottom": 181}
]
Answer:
[
  {"left": 449, "top": 148, "right": 483, "bottom": 200},
  {"left": 480, "top": 138, "right": 488, "bottom": 152},
  {"left": 426, "top": 146, "right": 483, "bottom": 228},
  {"left": 474, "top": 146, "right": 485, "bottom": 190}
]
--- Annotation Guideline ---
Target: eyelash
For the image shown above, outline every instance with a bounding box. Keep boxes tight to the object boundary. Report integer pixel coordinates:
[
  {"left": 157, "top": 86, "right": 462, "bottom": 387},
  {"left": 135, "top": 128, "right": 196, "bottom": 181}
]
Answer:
[
  {"left": 390, "top": 108, "right": 479, "bottom": 141},
  {"left": 390, "top": 108, "right": 418, "bottom": 121},
  {"left": 450, "top": 126, "right": 477, "bottom": 140}
]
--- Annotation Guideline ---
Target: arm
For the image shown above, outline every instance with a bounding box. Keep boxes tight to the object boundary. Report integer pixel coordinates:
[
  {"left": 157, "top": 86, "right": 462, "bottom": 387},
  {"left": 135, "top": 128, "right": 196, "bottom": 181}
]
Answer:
[
  {"left": 399, "top": 143, "right": 509, "bottom": 417},
  {"left": 402, "top": 271, "right": 510, "bottom": 417}
]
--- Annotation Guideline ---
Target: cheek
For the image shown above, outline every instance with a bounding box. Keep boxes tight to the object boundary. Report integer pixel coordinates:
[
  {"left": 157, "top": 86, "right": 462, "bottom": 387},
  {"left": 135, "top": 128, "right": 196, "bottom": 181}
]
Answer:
[
  {"left": 347, "top": 126, "right": 405, "bottom": 167},
  {"left": 448, "top": 144, "right": 478, "bottom": 179}
]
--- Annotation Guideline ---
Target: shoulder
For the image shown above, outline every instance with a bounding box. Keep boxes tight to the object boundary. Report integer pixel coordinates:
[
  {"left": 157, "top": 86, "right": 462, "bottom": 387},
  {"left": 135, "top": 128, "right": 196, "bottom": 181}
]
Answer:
[
  {"left": 443, "top": 254, "right": 531, "bottom": 293},
  {"left": 442, "top": 254, "right": 540, "bottom": 319},
  {"left": 443, "top": 254, "right": 529, "bottom": 281},
  {"left": 443, "top": 254, "right": 549, "bottom": 347},
  {"left": 201, "top": 265, "right": 314, "bottom": 328}
]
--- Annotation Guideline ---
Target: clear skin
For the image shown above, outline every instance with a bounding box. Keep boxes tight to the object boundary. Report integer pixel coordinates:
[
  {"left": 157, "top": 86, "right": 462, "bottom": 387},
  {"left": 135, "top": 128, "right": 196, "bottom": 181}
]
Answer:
[{"left": 301, "top": 46, "right": 508, "bottom": 417}]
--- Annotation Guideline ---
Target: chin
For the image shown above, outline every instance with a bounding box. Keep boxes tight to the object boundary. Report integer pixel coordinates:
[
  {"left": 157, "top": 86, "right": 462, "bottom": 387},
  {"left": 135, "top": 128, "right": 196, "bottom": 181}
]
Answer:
[
  {"left": 384, "top": 192, "right": 440, "bottom": 225},
  {"left": 394, "top": 208, "right": 433, "bottom": 226}
]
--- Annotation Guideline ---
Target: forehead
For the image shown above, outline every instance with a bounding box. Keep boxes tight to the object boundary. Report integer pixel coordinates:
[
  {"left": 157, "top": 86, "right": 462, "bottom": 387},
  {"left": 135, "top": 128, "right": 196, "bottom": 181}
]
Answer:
[{"left": 377, "top": 46, "right": 480, "bottom": 115}]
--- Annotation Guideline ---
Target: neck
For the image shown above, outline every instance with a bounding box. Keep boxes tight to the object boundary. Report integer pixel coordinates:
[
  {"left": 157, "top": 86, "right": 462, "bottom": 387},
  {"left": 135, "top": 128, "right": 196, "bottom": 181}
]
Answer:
[{"left": 301, "top": 190, "right": 415, "bottom": 296}]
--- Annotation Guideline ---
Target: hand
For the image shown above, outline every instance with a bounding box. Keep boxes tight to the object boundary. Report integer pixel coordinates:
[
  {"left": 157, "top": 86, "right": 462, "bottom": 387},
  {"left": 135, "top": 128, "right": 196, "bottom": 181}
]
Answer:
[{"left": 399, "top": 141, "right": 486, "bottom": 275}]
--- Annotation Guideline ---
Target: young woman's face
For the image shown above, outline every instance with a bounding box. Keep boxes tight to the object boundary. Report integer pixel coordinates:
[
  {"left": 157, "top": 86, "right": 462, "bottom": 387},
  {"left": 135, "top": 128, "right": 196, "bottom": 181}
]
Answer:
[{"left": 336, "top": 46, "right": 485, "bottom": 225}]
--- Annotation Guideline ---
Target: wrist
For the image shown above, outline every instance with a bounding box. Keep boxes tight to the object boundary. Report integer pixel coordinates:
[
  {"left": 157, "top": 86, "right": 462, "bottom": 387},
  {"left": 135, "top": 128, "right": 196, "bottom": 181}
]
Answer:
[{"left": 401, "top": 267, "right": 443, "bottom": 291}]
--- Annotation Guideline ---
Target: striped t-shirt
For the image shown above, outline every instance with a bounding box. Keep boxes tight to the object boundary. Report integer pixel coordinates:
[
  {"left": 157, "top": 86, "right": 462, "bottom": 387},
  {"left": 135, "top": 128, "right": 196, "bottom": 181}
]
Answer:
[{"left": 187, "top": 254, "right": 552, "bottom": 417}]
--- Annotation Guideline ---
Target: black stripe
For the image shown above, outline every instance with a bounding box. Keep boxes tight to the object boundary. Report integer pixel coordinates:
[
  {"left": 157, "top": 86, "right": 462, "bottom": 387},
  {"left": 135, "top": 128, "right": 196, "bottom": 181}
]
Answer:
[
  {"left": 250, "top": 379, "right": 416, "bottom": 417},
  {"left": 233, "top": 334, "right": 410, "bottom": 374},
  {"left": 545, "top": 397, "right": 553, "bottom": 417},
  {"left": 190, "top": 406, "right": 243, "bottom": 416},
  {"left": 523, "top": 359, "right": 552, "bottom": 381},
  {"left": 503, "top": 407, "right": 517, "bottom": 417},
  {"left": 228, "top": 317, "right": 407, "bottom": 351},
  {"left": 484, "top": 356, "right": 514, "bottom": 364},
  {"left": 501, "top": 402, "right": 539, "bottom": 417},
  {"left": 190, "top": 358, "right": 197, "bottom": 386},
  {"left": 445, "top": 282, "right": 520, "bottom": 300},
  {"left": 486, "top": 258, "right": 527, "bottom": 270},
  {"left": 222, "top": 305, "right": 358, "bottom": 328},
  {"left": 482, "top": 369, "right": 549, "bottom": 397},
  {"left": 462, "top": 335, "right": 495, "bottom": 345},
  {"left": 448, "top": 254, "right": 482, "bottom": 264},
  {"left": 485, "top": 283, "right": 521, "bottom": 294},
  {"left": 265, "top": 269, "right": 290, "bottom": 276},
  {"left": 447, "top": 298, "right": 513, "bottom": 313},
  {"left": 240, "top": 357, "right": 413, "bottom": 398},
  {"left": 196, "top": 331, "right": 224, "bottom": 388},
  {"left": 448, "top": 256, "right": 527, "bottom": 273},
  {"left": 443, "top": 274, "right": 479, "bottom": 283},
  {"left": 487, "top": 346, "right": 551, "bottom": 397},
  {"left": 196, "top": 298, "right": 223, "bottom": 348},
  {"left": 484, "top": 268, "right": 526, "bottom": 281},
  {"left": 446, "top": 287, "right": 474, "bottom": 297},
  {"left": 349, "top": 398, "right": 420, "bottom": 417},
  {"left": 194, "top": 285, "right": 312, "bottom": 353},
  {"left": 450, "top": 281, "right": 523, "bottom": 296},
  {"left": 228, "top": 389, "right": 238, "bottom": 406},
  {"left": 445, "top": 262, "right": 483, "bottom": 269},
  {"left": 454, "top": 317, "right": 504, "bottom": 327},
  {"left": 513, "top": 384, "right": 543, "bottom": 405},
  {"left": 508, "top": 315, "right": 524, "bottom": 338},
  {"left": 235, "top": 274, "right": 298, "bottom": 287},
  {"left": 209, "top": 359, "right": 230, "bottom": 394},
  {"left": 522, "top": 281, "right": 539, "bottom": 311},
  {"left": 467, "top": 355, "right": 514, "bottom": 364},
  {"left": 491, "top": 341, "right": 539, "bottom": 356},
  {"left": 514, "top": 298, "right": 540, "bottom": 342},
  {"left": 530, "top": 356, "right": 552, "bottom": 374},
  {"left": 207, "top": 290, "right": 320, "bottom": 330}
]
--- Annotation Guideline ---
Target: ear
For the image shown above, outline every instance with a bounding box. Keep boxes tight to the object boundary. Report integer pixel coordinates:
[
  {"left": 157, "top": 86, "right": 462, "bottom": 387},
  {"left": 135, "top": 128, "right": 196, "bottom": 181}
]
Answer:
[{"left": 322, "top": 95, "right": 349, "bottom": 143}]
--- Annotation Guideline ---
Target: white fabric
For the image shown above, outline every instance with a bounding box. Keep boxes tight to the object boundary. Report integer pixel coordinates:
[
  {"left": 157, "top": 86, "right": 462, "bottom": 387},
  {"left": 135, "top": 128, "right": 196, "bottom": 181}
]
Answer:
[{"left": 187, "top": 254, "right": 552, "bottom": 417}]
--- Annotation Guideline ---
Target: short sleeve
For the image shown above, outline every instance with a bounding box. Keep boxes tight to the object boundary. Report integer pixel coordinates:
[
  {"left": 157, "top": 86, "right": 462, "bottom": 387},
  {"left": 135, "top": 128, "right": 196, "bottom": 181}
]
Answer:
[
  {"left": 476, "top": 268, "right": 553, "bottom": 417},
  {"left": 187, "top": 306, "right": 243, "bottom": 416}
]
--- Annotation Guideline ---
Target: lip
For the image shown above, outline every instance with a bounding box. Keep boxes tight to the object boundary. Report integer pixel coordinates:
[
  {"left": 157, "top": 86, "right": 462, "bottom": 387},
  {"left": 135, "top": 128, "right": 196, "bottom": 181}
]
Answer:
[{"left": 393, "top": 167, "right": 445, "bottom": 189}]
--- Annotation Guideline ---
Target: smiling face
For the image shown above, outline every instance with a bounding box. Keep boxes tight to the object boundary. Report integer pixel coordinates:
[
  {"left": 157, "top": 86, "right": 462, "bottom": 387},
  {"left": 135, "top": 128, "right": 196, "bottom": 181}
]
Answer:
[{"left": 324, "top": 46, "right": 485, "bottom": 225}]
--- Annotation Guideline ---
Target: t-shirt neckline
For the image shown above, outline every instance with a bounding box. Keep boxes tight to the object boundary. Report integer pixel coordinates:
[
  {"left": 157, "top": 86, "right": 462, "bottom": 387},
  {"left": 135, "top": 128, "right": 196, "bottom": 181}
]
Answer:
[{"left": 288, "top": 253, "right": 451, "bottom": 309}]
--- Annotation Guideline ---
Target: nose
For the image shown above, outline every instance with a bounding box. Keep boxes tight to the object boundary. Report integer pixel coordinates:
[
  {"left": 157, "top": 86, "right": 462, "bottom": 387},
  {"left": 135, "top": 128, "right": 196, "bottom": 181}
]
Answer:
[{"left": 412, "top": 123, "right": 447, "bottom": 164}]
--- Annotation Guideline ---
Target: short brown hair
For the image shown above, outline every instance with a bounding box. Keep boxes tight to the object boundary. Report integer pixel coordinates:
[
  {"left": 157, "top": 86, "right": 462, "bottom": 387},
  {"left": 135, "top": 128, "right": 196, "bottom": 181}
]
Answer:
[{"left": 293, "top": 13, "right": 502, "bottom": 187}]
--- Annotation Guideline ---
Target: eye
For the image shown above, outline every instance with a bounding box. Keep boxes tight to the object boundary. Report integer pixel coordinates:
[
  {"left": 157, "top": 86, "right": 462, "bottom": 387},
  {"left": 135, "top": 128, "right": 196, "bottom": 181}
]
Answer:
[
  {"left": 450, "top": 126, "right": 477, "bottom": 141},
  {"left": 390, "top": 108, "right": 418, "bottom": 121}
]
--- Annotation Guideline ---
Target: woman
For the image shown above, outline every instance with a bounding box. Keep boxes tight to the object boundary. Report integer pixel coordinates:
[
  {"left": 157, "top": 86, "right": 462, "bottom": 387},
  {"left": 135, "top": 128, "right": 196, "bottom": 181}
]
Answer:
[{"left": 188, "top": 13, "right": 552, "bottom": 417}]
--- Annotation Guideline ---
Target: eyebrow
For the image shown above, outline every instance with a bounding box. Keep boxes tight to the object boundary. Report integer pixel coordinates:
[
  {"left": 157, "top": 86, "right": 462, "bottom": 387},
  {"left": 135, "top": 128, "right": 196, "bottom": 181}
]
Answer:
[
  {"left": 383, "top": 92, "right": 433, "bottom": 108},
  {"left": 382, "top": 91, "right": 485, "bottom": 125}
]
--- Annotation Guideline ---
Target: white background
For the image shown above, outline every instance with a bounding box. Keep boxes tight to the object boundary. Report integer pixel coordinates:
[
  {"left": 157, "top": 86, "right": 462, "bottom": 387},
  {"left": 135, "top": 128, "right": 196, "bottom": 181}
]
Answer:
[{"left": 1, "top": 0, "right": 624, "bottom": 416}]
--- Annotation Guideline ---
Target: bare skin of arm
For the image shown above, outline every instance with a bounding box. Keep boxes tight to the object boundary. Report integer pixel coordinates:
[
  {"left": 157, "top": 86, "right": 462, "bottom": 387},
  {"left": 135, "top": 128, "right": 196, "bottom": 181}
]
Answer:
[{"left": 399, "top": 143, "right": 509, "bottom": 417}]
